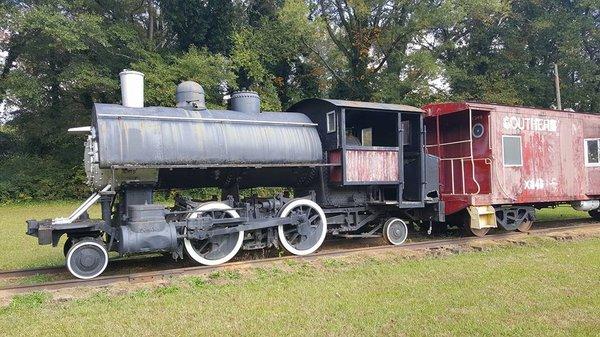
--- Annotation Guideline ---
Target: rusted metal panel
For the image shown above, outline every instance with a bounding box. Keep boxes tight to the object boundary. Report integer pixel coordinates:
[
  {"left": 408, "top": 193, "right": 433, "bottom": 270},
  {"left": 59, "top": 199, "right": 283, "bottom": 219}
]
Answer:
[
  {"left": 424, "top": 102, "right": 600, "bottom": 215},
  {"left": 327, "top": 150, "right": 343, "bottom": 183},
  {"left": 92, "top": 103, "right": 322, "bottom": 168},
  {"left": 490, "top": 106, "right": 589, "bottom": 204},
  {"left": 344, "top": 149, "right": 399, "bottom": 182}
]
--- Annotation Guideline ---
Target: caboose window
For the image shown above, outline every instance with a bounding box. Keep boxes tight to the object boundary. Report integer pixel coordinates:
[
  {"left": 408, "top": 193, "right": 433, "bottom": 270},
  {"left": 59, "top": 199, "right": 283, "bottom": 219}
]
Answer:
[
  {"left": 585, "top": 139, "right": 600, "bottom": 166},
  {"left": 502, "top": 135, "right": 522, "bottom": 167},
  {"left": 326, "top": 111, "right": 336, "bottom": 133}
]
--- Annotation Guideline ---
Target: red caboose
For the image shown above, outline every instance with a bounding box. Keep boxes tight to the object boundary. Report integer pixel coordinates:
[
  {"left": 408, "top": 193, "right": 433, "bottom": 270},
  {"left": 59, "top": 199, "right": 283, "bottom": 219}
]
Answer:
[{"left": 423, "top": 102, "right": 600, "bottom": 236}]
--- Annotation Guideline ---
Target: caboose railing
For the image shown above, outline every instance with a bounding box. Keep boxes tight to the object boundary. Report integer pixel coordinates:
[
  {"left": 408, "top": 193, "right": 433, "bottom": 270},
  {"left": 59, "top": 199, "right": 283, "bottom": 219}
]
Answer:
[
  {"left": 437, "top": 157, "right": 489, "bottom": 195},
  {"left": 426, "top": 108, "right": 483, "bottom": 195}
]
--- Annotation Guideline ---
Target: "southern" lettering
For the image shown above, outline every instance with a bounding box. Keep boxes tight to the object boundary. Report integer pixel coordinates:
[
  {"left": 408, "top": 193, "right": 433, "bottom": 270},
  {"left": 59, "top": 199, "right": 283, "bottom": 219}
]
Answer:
[{"left": 502, "top": 116, "right": 558, "bottom": 132}]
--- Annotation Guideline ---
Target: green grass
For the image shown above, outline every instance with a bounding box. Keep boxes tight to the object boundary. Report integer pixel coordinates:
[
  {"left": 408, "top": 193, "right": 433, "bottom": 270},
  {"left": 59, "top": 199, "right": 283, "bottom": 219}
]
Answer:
[
  {"left": 0, "top": 238, "right": 598, "bottom": 336},
  {"left": 535, "top": 206, "right": 590, "bottom": 222},
  {"left": 0, "top": 201, "right": 101, "bottom": 270}
]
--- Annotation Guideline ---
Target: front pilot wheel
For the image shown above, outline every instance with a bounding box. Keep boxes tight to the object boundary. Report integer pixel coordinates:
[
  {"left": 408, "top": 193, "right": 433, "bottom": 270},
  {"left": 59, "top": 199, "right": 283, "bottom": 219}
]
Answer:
[{"left": 66, "top": 239, "right": 108, "bottom": 279}]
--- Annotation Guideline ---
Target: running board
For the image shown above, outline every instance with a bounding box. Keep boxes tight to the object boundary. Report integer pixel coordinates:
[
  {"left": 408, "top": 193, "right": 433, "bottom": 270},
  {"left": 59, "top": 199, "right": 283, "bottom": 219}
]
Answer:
[
  {"left": 52, "top": 185, "right": 112, "bottom": 225},
  {"left": 334, "top": 233, "right": 380, "bottom": 238}
]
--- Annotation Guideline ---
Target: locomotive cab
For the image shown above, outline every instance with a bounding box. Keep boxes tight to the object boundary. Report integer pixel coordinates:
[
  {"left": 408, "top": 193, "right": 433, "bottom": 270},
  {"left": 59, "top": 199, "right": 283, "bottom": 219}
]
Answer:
[{"left": 288, "top": 99, "right": 442, "bottom": 209}]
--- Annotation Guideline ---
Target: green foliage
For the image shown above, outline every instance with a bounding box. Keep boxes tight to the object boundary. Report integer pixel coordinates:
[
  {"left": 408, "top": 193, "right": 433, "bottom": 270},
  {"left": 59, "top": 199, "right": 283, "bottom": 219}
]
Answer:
[
  {"left": 312, "top": 0, "right": 446, "bottom": 102},
  {"left": 374, "top": 49, "right": 449, "bottom": 107},
  {"left": 5, "top": 292, "right": 50, "bottom": 310},
  {"left": 133, "top": 47, "right": 237, "bottom": 108},
  {"left": 0, "top": 154, "right": 88, "bottom": 202},
  {"left": 153, "top": 284, "right": 180, "bottom": 295},
  {"left": 208, "top": 270, "right": 241, "bottom": 280},
  {"left": 160, "top": 0, "right": 236, "bottom": 55},
  {"left": 187, "top": 276, "right": 208, "bottom": 288},
  {"left": 0, "top": 0, "right": 598, "bottom": 202},
  {"left": 438, "top": 0, "right": 600, "bottom": 110},
  {"left": 0, "top": 1, "right": 145, "bottom": 172},
  {"left": 231, "top": 0, "right": 326, "bottom": 110}
]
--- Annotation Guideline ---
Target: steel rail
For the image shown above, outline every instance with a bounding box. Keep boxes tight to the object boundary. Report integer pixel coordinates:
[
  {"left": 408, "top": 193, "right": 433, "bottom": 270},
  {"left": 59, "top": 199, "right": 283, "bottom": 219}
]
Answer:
[
  {"left": 0, "top": 255, "right": 174, "bottom": 280},
  {"left": 1, "top": 221, "right": 597, "bottom": 296}
]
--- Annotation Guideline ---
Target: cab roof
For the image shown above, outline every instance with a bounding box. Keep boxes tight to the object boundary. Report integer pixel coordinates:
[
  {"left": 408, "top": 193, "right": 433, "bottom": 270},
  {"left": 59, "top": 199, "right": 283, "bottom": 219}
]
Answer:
[{"left": 288, "top": 98, "right": 424, "bottom": 114}]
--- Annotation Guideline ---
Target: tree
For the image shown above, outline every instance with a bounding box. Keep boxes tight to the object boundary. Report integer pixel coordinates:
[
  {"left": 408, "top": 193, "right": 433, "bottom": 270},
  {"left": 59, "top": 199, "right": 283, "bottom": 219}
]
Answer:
[
  {"left": 0, "top": 1, "right": 149, "bottom": 200},
  {"left": 311, "top": 0, "right": 443, "bottom": 101},
  {"left": 232, "top": 0, "right": 326, "bottom": 110},
  {"left": 0, "top": 1, "right": 145, "bottom": 160},
  {"left": 437, "top": 0, "right": 600, "bottom": 111},
  {"left": 160, "top": 0, "right": 236, "bottom": 55},
  {"left": 248, "top": 0, "right": 282, "bottom": 27},
  {"left": 133, "top": 47, "right": 237, "bottom": 108}
]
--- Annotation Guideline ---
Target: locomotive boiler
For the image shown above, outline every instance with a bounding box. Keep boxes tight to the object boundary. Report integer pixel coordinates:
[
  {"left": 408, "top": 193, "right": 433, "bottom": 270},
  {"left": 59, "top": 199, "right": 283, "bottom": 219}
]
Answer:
[{"left": 26, "top": 71, "right": 443, "bottom": 279}]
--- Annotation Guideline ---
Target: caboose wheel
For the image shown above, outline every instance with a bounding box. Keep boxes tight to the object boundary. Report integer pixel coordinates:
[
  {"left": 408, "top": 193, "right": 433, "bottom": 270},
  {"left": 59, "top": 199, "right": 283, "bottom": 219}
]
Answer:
[
  {"left": 464, "top": 226, "right": 489, "bottom": 237},
  {"left": 184, "top": 202, "right": 244, "bottom": 266},
  {"left": 66, "top": 239, "right": 108, "bottom": 279},
  {"left": 278, "top": 199, "right": 327, "bottom": 256},
  {"left": 589, "top": 209, "right": 600, "bottom": 221},
  {"left": 517, "top": 219, "right": 533, "bottom": 232},
  {"left": 383, "top": 218, "right": 408, "bottom": 245}
]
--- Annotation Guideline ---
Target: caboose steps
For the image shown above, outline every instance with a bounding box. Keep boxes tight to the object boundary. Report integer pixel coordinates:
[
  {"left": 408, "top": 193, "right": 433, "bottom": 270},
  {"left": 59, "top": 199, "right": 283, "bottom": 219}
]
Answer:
[{"left": 467, "top": 206, "right": 497, "bottom": 230}]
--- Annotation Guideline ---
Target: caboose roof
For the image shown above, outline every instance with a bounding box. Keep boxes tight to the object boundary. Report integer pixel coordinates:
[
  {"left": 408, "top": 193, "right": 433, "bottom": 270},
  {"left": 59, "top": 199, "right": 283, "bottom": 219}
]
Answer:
[
  {"left": 288, "top": 98, "right": 424, "bottom": 114},
  {"left": 422, "top": 101, "right": 599, "bottom": 117}
]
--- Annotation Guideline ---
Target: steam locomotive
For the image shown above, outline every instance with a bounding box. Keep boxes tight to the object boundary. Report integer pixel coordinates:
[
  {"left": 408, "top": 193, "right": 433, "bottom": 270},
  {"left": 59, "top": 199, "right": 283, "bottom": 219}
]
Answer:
[{"left": 26, "top": 71, "right": 443, "bottom": 279}]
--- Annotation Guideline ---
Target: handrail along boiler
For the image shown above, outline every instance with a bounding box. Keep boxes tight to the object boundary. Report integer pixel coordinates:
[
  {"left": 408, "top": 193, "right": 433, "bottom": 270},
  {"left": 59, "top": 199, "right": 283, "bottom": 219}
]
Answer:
[{"left": 26, "top": 73, "right": 444, "bottom": 279}]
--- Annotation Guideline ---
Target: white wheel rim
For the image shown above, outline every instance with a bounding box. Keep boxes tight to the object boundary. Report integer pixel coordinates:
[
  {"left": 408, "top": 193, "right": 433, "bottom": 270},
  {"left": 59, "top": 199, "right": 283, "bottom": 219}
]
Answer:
[
  {"left": 66, "top": 241, "right": 108, "bottom": 279},
  {"left": 184, "top": 202, "right": 244, "bottom": 266},
  {"left": 278, "top": 199, "right": 327, "bottom": 256},
  {"left": 385, "top": 219, "right": 408, "bottom": 245}
]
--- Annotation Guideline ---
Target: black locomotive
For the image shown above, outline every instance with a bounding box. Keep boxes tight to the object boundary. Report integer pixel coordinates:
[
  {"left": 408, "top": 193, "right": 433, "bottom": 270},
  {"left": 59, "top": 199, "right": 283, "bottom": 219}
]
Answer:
[{"left": 26, "top": 77, "right": 443, "bottom": 279}]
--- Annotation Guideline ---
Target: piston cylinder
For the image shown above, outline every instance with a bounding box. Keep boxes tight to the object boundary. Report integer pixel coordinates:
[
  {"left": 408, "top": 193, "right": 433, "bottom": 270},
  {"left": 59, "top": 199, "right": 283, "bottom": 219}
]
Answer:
[{"left": 117, "top": 204, "right": 177, "bottom": 254}]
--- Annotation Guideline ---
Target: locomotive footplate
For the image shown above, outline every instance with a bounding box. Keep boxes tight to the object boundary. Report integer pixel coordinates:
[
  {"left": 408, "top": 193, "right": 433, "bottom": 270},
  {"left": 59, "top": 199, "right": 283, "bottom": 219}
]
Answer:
[{"left": 26, "top": 219, "right": 107, "bottom": 246}]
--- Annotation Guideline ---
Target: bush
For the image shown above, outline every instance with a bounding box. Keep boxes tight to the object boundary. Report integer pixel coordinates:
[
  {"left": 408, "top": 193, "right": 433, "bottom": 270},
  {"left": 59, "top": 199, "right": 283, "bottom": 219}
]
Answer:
[
  {"left": 0, "top": 154, "right": 89, "bottom": 203},
  {"left": 0, "top": 153, "right": 292, "bottom": 203}
]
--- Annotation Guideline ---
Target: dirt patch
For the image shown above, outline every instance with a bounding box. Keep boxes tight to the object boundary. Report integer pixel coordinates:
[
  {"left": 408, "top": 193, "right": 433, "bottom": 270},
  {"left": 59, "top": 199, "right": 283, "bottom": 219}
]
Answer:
[
  {"left": 545, "top": 226, "right": 600, "bottom": 241},
  {"left": 467, "top": 239, "right": 503, "bottom": 252}
]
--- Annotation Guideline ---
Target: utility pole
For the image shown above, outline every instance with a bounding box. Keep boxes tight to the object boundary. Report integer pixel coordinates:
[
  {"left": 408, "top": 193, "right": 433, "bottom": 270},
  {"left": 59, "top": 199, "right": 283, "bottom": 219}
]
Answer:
[{"left": 554, "top": 63, "right": 562, "bottom": 110}]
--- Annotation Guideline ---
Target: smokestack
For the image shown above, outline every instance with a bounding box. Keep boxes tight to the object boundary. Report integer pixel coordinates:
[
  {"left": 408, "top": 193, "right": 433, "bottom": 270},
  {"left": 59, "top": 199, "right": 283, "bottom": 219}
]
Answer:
[{"left": 119, "top": 70, "right": 144, "bottom": 108}]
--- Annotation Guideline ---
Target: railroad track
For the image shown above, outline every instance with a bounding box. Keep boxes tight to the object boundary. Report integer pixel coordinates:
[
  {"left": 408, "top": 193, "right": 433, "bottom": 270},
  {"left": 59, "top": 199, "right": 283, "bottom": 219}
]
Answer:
[
  {"left": 0, "top": 254, "right": 184, "bottom": 280},
  {"left": 1, "top": 220, "right": 598, "bottom": 296}
]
